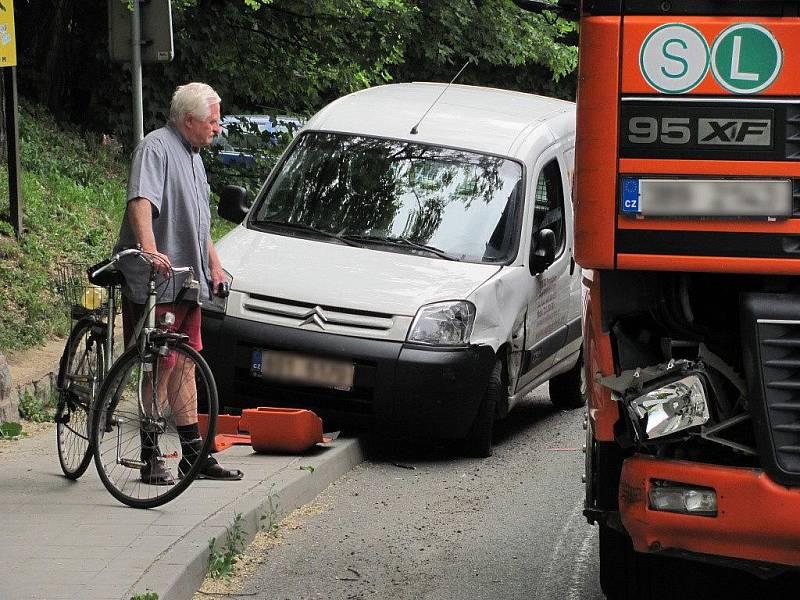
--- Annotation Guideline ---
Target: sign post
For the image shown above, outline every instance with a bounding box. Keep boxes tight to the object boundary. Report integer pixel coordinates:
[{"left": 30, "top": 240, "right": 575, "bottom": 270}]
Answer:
[
  {"left": 131, "top": 0, "right": 143, "bottom": 146},
  {"left": 0, "top": 0, "right": 20, "bottom": 238},
  {"left": 108, "top": 0, "right": 174, "bottom": 147}
]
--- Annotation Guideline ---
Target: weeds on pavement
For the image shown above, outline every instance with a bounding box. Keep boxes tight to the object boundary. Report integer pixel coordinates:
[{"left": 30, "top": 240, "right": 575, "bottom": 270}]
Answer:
[
  {"left": 207, "top": 512, "right": 246, "bottom": 580},
  {"left": 129, "top": 592, "right": 158, "bottom": 600},
  {"left": 260, "top": 484, "right": 280, "bottom": 536},
  {"left": 18, "top": 390, "right": 54, "bottom": 423},
  {"left": 0, "top": 421, "right": 26, "bottom": 439}
]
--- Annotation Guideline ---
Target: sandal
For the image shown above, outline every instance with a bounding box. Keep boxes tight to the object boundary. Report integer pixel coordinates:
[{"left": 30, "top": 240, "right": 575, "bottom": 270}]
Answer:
[
  {"left": 181, "top": 455, "right": 243, "bottom": 480},
  {"left": 140, "top": 456, "right": 176, "bottom": 486}
]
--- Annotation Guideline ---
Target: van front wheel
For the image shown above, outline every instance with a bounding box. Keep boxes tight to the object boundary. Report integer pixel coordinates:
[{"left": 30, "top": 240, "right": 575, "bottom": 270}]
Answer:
[
  {"left": 549, "top": 350, "right": 585, "bottom": 410},
  {"left": 462, "top": 359, "right": 502, "bottom": 458}
]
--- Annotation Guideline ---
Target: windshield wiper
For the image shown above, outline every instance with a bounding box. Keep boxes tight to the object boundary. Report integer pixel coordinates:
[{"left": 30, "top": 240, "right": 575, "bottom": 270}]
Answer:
[
  {"left": 253, "top": 219, "right": 363, "bottom": 248},
  {"left": 344, "top": 234, "right": 458, "bottom": 261}
]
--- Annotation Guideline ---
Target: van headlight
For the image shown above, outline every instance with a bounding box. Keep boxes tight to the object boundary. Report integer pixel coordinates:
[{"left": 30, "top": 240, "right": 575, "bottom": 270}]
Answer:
[
  {"left": 628, "top": 374, "right": 710, "bottom": 440},
  {"left": 407, "top": 301, "right": 476, "bottom": 346}
]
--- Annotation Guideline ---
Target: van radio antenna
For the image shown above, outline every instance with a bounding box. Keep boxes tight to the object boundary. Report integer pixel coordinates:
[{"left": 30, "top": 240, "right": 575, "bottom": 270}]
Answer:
[{"left": 410, "top": 60, "right": 471, "bottom": 135}]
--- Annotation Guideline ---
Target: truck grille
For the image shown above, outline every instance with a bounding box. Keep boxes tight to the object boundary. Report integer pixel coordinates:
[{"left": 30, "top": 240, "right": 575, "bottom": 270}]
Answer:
[
  {"left": 758, "top": 321, "right": 800, "bottom": 467},
  {"left": 785, "top": 104, "right": 800, "bottom": 161},
  {"left": 741, "top": 293, "right": 800, "bottom": 486}
]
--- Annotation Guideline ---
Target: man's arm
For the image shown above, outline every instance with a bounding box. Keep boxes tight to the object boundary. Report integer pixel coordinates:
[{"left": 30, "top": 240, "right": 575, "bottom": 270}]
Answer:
[
  {"left": 208, "top": 238, "right": 226, "bottom": 295},
  {"left": 127, "top": 197, "right": 171, "bottom": 274}
]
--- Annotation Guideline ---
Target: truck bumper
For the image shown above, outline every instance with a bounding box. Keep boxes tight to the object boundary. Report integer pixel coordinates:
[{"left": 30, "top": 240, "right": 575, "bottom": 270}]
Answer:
[{"left": 619, "top": 455, "right": 800, "bottom": 568}]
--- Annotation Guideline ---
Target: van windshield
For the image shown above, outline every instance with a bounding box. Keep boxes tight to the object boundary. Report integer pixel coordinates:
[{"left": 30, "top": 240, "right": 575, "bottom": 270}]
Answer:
[{"left": 250, "top": 132, "right": 524, "bottom": 263}]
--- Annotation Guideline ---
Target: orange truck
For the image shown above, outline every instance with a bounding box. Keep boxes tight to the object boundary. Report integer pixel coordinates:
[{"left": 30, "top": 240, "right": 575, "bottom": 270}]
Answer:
[{"left": 550, "top": 0, "right": 800, "bottom": 596}]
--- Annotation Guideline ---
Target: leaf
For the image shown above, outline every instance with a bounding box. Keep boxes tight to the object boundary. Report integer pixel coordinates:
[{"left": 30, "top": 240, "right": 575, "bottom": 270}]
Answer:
[{"left": 0, "top": 421, "right": 25, "bottom": 439}]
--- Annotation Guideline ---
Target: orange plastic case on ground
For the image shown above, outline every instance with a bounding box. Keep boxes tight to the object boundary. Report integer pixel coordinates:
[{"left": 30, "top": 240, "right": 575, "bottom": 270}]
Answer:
[
  {"left": 197, "top": 414, "right": 252, "bottom": 453},
  {"left": 239, "top": 407, "right": 325, "bottom": 454}
]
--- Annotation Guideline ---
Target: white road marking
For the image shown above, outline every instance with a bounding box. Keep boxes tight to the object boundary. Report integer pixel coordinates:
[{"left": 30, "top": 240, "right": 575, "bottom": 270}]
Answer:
[
  {"left": 535, "top": 503, "right": 582, "bottom": 600},
  {"left": 567, "top": 526, "right": 597, "bottom": 600}
]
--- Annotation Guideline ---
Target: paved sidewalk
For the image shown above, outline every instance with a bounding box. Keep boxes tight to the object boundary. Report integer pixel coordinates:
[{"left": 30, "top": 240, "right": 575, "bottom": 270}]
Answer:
[{"left": 0, "top": 426, "right": 363, "bottom": 600}]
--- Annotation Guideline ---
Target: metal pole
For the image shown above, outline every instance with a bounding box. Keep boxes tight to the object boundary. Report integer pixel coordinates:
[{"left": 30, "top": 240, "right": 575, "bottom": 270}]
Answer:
[
  {"left": 4, "top": 66, "right": 22, "bottom": 238},
  {"left": 131, "top": 0, "right": 144, "bottom": 146}
]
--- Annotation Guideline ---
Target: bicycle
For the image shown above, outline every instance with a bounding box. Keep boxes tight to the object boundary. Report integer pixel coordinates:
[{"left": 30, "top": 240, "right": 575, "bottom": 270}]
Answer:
[
  {"left": 54, "top": 261, "right": 121, "bottom": 479},
  {"left": 89, "top": 248, "right": 219, "bottom": 508}
]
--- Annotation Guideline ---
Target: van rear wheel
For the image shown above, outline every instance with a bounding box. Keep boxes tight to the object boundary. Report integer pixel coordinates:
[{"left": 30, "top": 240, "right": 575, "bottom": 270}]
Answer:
[
  {"left": 549, "top": 350, "right": 585, "bottom": 409},
  {"left": 462, "top": 359, "right": 502, "bottom": 458}
]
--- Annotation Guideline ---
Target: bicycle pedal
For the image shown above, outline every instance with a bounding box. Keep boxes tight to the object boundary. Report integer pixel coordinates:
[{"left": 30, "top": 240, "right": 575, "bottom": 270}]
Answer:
[{"left": 119, "top": 458, "right": 147, "bottom": 469}]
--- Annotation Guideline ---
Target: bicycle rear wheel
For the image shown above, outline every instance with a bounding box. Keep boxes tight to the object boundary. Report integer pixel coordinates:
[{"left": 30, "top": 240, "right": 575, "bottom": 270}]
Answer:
[
  {"left": 56, "top": 318, "right": 106, "bottom": 479},
  {"left": 91, "top": 341, "right": 218, "bottom": 508}
]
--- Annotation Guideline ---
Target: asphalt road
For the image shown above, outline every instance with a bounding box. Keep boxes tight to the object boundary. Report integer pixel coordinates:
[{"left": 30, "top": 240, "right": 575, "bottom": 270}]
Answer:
[
  {"left": 234, "top": 387, "right": 800, "bottom": 600},
  {"left": 237, "top": 386, "right": 604, "bottom": 600}
]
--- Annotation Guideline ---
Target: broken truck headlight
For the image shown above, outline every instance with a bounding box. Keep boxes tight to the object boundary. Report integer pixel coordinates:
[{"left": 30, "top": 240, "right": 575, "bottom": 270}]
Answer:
[
  {"left": 649, "top": 480, "right": 717, "bottom": 516},
  {"left": 407, "top": 301, "right": 476, "bottom": 346},
  {"left": 629, "top": 374, "right": 710, "bottom": 440}
]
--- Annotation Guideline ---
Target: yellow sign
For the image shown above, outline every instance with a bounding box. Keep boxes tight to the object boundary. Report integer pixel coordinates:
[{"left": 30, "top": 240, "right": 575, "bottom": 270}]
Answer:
[{"left": 0, "top": 0, "right": 16, "bottom": 67}]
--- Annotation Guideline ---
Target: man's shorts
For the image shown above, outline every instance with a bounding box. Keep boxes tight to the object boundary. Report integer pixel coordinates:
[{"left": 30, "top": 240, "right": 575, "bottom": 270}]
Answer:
[{"left": 122, "top": 299, "right": 202, "bottom": 368}]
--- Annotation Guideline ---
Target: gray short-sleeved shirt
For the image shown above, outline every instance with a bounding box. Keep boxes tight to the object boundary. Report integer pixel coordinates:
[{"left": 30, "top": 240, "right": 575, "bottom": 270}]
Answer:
[{"left": 115, "top": 123, "right": 212, "bottom": 304}]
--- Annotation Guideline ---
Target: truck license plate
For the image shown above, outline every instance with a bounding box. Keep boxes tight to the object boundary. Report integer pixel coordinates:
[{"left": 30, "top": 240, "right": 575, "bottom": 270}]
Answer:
[
  {"left": 251, "top": 350, "right": 354, "bottom": 391},
  {"left": 621, "top": 178, "right": 792, "bottom": 218}
]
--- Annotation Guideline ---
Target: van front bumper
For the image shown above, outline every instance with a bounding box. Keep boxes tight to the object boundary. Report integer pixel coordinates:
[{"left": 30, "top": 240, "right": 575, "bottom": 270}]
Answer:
[
  {"left": 201, "top": 312, "right": 496, "bottom": 438},
  {"left": 619, "top": 455, "right": 800, "bottom": 569}
]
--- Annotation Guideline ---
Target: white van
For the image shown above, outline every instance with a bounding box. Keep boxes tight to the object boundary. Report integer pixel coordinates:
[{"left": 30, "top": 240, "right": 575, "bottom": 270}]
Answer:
[{"left": 203, "top": 83, "right": 583, "bottom": 456}]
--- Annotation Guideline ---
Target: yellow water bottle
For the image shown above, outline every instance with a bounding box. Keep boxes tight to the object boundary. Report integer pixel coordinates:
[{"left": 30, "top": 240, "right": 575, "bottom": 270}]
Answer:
[{"left": 81, "top": 284, "right": 105, "bottom": 310}]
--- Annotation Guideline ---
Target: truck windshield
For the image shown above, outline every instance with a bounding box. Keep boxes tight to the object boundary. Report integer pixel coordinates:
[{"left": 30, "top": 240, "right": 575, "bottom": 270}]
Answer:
[{"left": 250, "top": 132, "right": 524, "bottom": 263}]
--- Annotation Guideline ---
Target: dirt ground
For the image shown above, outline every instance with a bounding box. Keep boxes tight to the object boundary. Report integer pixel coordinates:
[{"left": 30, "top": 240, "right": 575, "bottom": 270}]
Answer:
[
  {"left": 5, "top": 338, "right": 66, "bottom": 388},
  {"left": 0, "top": 421, "right": 55, "bottom": 459}
]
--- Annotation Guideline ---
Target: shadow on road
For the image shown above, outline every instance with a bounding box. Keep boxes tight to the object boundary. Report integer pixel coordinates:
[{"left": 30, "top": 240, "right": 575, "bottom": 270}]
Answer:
[{"left": 356, "top": 392, "right": 575, "bottom": 465}]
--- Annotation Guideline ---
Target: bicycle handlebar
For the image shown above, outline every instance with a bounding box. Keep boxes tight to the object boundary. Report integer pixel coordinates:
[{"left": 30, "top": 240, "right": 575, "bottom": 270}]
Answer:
[{"left": 91, "top": 248, "right": 196, "bottom": 285}]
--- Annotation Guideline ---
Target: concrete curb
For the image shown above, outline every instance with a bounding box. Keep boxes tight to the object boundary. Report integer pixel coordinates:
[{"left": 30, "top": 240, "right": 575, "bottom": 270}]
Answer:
[{"left": 129, "top": 438, "right": 365, "bottom": 600}]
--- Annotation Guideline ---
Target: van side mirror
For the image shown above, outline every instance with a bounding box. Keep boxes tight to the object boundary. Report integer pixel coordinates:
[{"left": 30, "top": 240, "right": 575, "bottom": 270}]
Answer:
[
  {"left": 218, "top": 185, "right": 249, "bottom": 223},
  {"left": 530, "top": 228, "right": 556, "bottom": 274}
]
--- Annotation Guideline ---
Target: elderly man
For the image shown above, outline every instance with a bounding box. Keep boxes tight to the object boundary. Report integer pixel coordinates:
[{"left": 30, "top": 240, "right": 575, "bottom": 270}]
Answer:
[{"left": 116, "top": 82, "right": 243, "bottom": 484}]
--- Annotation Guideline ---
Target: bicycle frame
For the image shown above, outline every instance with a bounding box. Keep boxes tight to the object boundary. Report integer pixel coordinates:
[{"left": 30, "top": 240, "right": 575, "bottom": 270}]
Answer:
[{"left": 102, "top": 255, "right": 197, "bottom": 469}]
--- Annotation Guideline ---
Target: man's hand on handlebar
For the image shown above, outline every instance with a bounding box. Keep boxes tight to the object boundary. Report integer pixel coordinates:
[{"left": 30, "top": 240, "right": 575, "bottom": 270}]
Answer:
[{"left": 143, "top": 249, "right": 172, "bottom": 277}]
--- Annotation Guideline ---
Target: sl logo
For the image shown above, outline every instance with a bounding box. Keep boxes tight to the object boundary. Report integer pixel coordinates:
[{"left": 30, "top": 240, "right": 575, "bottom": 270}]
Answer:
[{"left": 640, "top": 23, "right": 782, "bottom": 94}]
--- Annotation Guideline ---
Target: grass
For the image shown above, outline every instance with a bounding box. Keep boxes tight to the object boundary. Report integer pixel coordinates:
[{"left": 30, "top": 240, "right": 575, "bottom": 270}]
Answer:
[
  {"left": 259, "top": 484, "right": 281, "bottom": 536},
  {"left": 0, "top": 103, "right": 128, "bottom": 351},
  {"left": 0, "top": 421, "right": 26, "bottom": 439},
  {"left": 129, "top": 593, "right": 158, "bottom": 600},
  {"left": 0, "top": 103, "right": 240, "bottom": 352},
  {"left": 207, "top": 512, "right": 247, "bottom": 580},
  {"left": 17, "top": 389, "right": 55, "bottom": 423}
]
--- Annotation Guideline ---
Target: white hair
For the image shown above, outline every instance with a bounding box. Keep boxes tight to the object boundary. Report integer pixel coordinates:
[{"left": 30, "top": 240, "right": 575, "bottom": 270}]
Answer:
[{"left": 169, "top": 82, "right": 221, "bottom": 123}]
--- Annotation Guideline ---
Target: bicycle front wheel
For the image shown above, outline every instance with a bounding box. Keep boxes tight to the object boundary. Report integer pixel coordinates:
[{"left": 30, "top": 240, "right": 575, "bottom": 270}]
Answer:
[
  {"left": 56, "top": 318, "right": 106, "bottom": 479},
  {"left": 91, "top": 341, "right": 218, "bottom": 508}
]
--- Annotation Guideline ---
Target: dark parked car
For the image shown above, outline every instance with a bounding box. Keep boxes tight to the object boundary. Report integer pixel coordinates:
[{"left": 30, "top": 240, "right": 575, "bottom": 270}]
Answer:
[
  {"left": 205, "top": 114, "right": 303, "bottom": 200},
  {"left": 211, "top": 115, "right": 303, "bottom": 167}
]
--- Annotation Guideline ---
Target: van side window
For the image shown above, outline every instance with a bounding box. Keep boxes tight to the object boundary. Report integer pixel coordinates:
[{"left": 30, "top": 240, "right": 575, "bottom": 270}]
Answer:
[{"left": 533, "top": 159, "right": 565, "bottom": 252}]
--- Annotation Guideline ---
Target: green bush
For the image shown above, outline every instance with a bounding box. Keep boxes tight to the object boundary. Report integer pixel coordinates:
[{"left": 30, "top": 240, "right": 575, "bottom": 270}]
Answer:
[{"left": 18, "top": 390, "right": 54, "bottom": 423}]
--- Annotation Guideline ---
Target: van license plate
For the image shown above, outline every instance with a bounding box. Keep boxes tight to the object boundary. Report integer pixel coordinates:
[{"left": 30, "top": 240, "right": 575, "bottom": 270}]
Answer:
[{"left": 251, "top": 350, "right": 354, "bottom": 391}]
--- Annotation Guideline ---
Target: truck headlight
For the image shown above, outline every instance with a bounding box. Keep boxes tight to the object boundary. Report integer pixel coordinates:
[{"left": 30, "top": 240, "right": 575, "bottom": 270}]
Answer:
[
  {"left": 407, "top": 301, "right": 476, "bottom": 346},
  {"left": 649, "top": 480, "right": 717, "bottom": 516},
  {"left": 629, "top": 374, "right": 710, "bottom": 439}
]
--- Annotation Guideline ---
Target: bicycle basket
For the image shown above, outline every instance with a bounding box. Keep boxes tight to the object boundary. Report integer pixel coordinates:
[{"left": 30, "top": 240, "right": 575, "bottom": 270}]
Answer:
[{"left": 56, "top": 262, "right": 118, "bottom": 316}]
